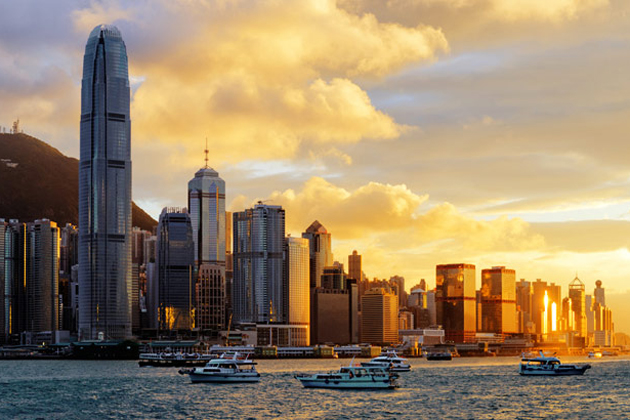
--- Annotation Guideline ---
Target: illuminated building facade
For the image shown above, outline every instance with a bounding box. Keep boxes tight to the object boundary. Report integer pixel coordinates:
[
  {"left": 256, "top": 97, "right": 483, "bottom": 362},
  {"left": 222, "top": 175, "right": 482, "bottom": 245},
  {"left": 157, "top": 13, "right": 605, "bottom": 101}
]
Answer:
[
  {"left": 79, "top": 25, "right": 132, "bottom": 340},
  {"left": 480, "top": 266, "right": 517, "bottom": 336},
  {"left": 568, "top": 276, "right": 587, "bottom": 338},
  {"left": 233, "top": 204, "right": 285, "bottom": 324},
  {"left": 436, "top": 263, "right": 476, "bottom": 343},
  {"left": 155, "top": 209, "right": 194, "bottom": 331},
  {"left": 195, "top": 263, "right": 226, "bottom": 331},
  {"left": 361, "top": 288, "right": 398, "bottom": 345},
  {"left": 301, "top": 221, "right": 333, "bottom": 289},
  {"left": 284, "top": 237, "right": 310, "bottom": 329}
]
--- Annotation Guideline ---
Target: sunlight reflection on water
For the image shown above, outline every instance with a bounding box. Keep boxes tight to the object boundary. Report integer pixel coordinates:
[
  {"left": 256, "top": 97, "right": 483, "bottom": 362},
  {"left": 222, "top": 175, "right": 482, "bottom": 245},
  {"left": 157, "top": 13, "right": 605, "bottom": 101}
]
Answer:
[{"left": 0, "top": 357, "right": 628, "bottom": 419}]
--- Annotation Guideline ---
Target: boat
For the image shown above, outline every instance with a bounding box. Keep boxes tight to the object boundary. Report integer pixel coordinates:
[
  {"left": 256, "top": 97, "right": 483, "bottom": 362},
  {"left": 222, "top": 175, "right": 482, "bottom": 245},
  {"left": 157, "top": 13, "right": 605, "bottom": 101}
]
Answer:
[
  {"left": 361, "top": 350, "right": 411, "bottom": 372},
  {"left": 295, "top": 362, "right": 397, "bottom": 389},
  {"left": 138, "top": 351, "right": 215, "bottom": 367},
  {"left": 519, "top": 351, "right": 591, "bottom": 376},
  {"left": 588, "top": 351, "right": 602, "bottom": 359},
  {"left": 425, "top": 350, "right": 453, "bottom": 361},
  {"left": 178, "top": 352, "right": 261, "bottom": 383}
]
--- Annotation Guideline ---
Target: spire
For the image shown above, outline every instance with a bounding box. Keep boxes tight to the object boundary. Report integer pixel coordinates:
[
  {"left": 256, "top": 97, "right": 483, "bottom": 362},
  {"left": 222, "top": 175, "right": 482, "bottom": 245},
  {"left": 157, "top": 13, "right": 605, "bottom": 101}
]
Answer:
[{"left": 204, "top": 137, "right": 209, "bottom": 169}]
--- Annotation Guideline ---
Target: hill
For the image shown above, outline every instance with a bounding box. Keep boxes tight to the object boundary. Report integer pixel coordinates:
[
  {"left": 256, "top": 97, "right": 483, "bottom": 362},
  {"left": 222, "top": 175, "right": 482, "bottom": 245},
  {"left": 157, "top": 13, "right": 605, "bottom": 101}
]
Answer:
[{"left": 0, "top": 132, "right": 156, "bottom": 231}]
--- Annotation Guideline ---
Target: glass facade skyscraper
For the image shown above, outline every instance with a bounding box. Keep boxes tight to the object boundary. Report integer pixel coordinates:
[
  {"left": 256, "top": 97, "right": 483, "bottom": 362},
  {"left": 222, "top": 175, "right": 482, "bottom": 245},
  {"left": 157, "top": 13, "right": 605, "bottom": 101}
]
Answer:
[
  {"left": 436, "top": 263, "right": 477, "bottom": 343},
  {"left": 188, "top": 166, "right": 226, "bottom": 267},
  {"left": 79, "top": 25, "right": 132, "bottom": 340},
  {"left": 302, "top": 220, "right": 333, "bottom": 289},
  {"left": 233, "top": 204, "right": 285, "bottom": 324}
]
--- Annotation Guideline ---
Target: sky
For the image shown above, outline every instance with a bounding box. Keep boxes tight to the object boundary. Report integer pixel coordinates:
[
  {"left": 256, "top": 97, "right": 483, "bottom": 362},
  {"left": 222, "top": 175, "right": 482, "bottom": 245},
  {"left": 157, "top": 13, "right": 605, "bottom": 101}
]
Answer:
[{"left": 1, "top": 0, "right": 629, "bottom": 333}]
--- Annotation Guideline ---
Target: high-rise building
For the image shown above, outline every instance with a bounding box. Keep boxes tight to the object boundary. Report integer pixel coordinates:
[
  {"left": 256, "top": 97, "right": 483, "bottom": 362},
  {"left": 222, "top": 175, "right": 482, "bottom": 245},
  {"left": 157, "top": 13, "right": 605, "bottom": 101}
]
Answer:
[
  {"left": 154, "top": 209, "right": 195, "bottom": 331},
  {"left": 480, "top": 266, "right": 517, "bottom": 336},
  {"left": 348, "top": 250, "right": 362, "bottom": 281},
  {"left": 3, "top": 220, "right": 26, "bottom": 339},
  {"left": 321, "top": 264, "right": 345, "bottom": 290},
  {"left": 79, "top": 25, "right": 132, "bottom": 340},
  {"left": 188, "top": 154, "right": 226, "bottom": 268},
  {"left": 0, "top": 220, "right": 8, "bottom": 343},
  {"left": 516, "top": 279, "right": 533, "bottom": 334},
  {"left": 436, "top": 263, "right": 476, "bottom": 343},
  {"left": 302, "top": 221, "right": 333, "bottom": 288},
  {"left": 568, "top": 276, "right": 587, "bottom": 338},
  {"left": 594, "top": 280, "right": 605, "bottom": 306},
  {"left": 361, "top": 288, "right": 398, "bottom": 345},
  {"left": 26, "top": 220, "right": 60, "bottom": 333},
  {"left": 283, "top": 236, "right": 310, "bottom": 345},
  {"left": 196, "top": 264, "right": 226, "bottom": 332},
  {"left": 284, "top": 237, "right": 310, "bottom": 326},
  {"left": 233, "top": 204, "right": 285, "bottom": 324},
  {"left": 531, "top": 279, "right": 561, "bottom": 339}
]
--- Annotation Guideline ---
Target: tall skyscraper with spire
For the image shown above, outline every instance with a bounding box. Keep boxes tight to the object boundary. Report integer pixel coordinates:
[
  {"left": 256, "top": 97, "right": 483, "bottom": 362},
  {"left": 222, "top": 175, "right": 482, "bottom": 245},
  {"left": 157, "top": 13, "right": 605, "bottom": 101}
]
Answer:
[
  {"left": 188, "top": 141, "right": 226, "bottom": 268},
  {"left": 78, "top": 25, "right": 132, "bottom": 340}
]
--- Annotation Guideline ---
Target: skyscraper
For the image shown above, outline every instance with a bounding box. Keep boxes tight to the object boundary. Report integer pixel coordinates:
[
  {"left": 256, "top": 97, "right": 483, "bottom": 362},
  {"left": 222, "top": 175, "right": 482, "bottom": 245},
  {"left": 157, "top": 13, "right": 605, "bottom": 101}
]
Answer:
[
  {"left": 480, "top": 266, "right": 516, "bottom": 336},
  {"left": 284, "top": 236, "right": 310, "bottom": 329},
  {"left": 188, "top": 152, "right": 226, "bottom": 268},
  {"left": 78, "top": 25, "right": 132, "bottom": 340},
  {"left": 569, "top": 276, "right": 587, "bottom": 338},
  {"left": 361, "top": 288, "right": 399, "bottom": 345},
  {"left": 154, "top": 209, "right": 195, "bottom": 331},
  {"left": 302, "top": 221, "right": 333, "bottom": 288},
  {"left": 233, "top": 203, "right": 285, "bottom": 324},
  {"left": 436, "top": 263, "right": 476, "bottom": 343}
]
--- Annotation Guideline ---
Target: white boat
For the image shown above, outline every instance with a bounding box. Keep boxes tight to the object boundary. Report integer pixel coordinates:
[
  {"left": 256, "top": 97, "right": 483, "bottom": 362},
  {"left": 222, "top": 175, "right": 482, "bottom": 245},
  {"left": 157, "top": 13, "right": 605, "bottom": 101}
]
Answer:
[
  {"left": 179, "top": 352, "right": 261, "bottom": 383},
  {"left": 295, "top": 363, "right": 397, "bottom": 389},
  {"left": 361, "top": 351, "right": 411, "bottom": 372},
  {"left": 138, "top": 352, "right": 215, "bottom": 367},
  {"left": 519, "top": 351, "right": 591, "bottom": 376}
]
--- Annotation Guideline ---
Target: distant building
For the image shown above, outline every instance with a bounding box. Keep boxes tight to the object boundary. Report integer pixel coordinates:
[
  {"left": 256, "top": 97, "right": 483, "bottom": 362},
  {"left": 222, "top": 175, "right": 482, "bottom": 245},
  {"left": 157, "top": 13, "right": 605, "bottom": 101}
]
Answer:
[
  {"left": 436, "top": 263, "right": 476, "bottom": 343},
  {"left": 361, "top": 288, "right": 398, "bottom": 345},
  {"left": 233, "top": 204, "right": 285, "bottom": 324},
  {"left": 311, "top": 288, "right": 350, "bottom": 344},
  {"left": 301, "top": 221, "right": 333, "bottom": 288},
  {"left": 154, "top": 209, "right": 195, "bottom": 331},
  {"left": 284, "top": 237, "right": 310, "bottom": 344},
  {"left": 321, "top": 264, "right": 345, "bottom": 290},
  {"left": 515, "top": 279, "right": 533, "bottom": 334},
  {"left": 531, "top": 279, "right": 561, "bottom": 339},
  {"left": 480, "top": 266, "right": 517, "bottom": 336},
  {"left": 568, "top": 276, "right": 587, "bottom": 338}
]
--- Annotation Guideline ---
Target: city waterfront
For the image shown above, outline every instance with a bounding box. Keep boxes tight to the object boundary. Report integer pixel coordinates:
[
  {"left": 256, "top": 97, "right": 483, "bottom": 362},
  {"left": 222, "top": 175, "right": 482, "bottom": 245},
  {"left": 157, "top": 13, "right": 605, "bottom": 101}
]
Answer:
[{"left": 1, "top": 357, "right": 628, "bottom": 419}]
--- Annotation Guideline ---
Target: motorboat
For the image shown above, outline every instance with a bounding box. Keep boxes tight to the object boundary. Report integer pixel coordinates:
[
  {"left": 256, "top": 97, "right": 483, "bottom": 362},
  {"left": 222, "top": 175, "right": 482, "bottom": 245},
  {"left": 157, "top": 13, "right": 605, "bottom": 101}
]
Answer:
[
  {"left": 295, "top": 362, "right": 397, "bottom": 389},
  {"left": 425, "top": 350, "right": 453, "bottom": 361},
  {"left": 519, "top": 351, "right": 591, "bottom": 376},
  {"left": 179, "top": 352, "right": 261, "bottom": 383},
  {"left": 361, "top": 350, "right": 411, "bottom": 372},
  {"left": 138, "top": 352, "right": 214, "bottom": 367}
]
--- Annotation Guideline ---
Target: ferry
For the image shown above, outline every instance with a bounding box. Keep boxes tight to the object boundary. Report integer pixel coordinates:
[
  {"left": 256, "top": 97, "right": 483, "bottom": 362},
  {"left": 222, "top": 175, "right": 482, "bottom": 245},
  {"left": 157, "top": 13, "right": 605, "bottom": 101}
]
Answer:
[
  {"left": 361, "top": 351, "right": 411, "bottom": 372},
  {"left": 295, "top": 364, "right": 397, "bottom": 390},
  {"left": 425, "top": 350, "right": 453, "bottom": 361},
  {"left": 179, "top": 352, "right": 261, "bottom": 383},
  {"left": 519, "top": 351, "right": 591, "bottom": 376}
]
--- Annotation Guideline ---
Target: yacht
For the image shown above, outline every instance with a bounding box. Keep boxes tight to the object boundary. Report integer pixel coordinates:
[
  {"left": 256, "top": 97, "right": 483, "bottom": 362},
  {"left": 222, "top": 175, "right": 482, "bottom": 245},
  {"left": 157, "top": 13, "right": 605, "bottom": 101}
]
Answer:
[
  {"left": 519, "top": 351, "right": 591, "bottom": 376},
  {"left": 361, "top": 351, "right": 411, "bottom": 372},
  {"left": 179, "top": 352, "right": 261, "bottom": 383},
  {"left": 295, "top": 364, "right": 397, "bottom": 390},
  {"left": 425, "top": 350, "right": 453, "bottom": 361}
]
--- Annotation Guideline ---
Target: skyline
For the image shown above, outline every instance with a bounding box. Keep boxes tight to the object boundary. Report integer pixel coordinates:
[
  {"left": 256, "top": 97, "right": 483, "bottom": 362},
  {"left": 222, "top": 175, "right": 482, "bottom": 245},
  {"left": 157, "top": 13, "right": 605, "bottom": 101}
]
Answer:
[{"left": 1, "top": 1, "right": 629, "bottom": 332}]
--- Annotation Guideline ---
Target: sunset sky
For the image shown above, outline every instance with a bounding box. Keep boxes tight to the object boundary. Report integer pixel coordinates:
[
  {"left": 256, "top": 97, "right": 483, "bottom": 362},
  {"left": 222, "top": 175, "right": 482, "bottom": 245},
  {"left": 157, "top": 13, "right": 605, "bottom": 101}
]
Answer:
[{"left": 1, "top": 0, "right": 629, "bottom": 332}]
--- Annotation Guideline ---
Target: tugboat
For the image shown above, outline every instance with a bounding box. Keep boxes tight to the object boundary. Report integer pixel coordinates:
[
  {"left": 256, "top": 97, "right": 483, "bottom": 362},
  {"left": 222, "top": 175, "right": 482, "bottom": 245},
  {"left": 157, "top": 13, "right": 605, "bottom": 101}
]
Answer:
[
  {"left": 361, "top": 350, "right": 411, "bottom": 372},
  {"left": 179, "top": 352, "right": 261, "bottom": 383},
  {"left": 519, "top": 351, "right": 591, "bottom": 376},
  {"left": 295, "top": 360, "right": 397, "bottom": 389}
]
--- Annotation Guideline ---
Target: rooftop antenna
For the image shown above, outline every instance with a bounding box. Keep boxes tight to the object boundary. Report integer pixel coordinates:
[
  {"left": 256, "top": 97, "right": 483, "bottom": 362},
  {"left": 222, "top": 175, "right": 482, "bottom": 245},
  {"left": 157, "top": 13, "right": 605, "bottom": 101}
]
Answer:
[{"left": 204, "top": 137, "right": 209, "bottom": 169}]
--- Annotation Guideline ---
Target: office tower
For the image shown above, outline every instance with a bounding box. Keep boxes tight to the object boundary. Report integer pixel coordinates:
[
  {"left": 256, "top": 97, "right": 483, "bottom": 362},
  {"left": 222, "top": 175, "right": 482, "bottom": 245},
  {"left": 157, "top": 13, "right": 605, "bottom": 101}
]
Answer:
[
  {"left": 594, "top": 280, "right": 605, "bottom": 306},
  {"left": 321, "top": 264, "right": 345, "bottom": 290},
  {"left": 196, "top": 264, "right": 226, "bottom": 332},
  {"left": 302, "top": 221, "right": 333, "bottom": 288},
  {"left": 143, "top": 235, "right": 157, "bottom": 266},
  {"left": 283, "top": 236, "right": 310, "bottom": 345},
  {"left": 79, "top": 24, "right": 132, "bottom": 340},
  {"left": 4, "top": 220, "right": 26, "bottom": 339},
  {"left": 233, "top": 203, "right": 285, "bottom": 324},
  {"left": 568, "top": 276, "right": 587, "bottom": 338},
  {"left": 225, "top": 211, "right": 233, "bottom": 323},
  {"left": 361, "top": 288, "right": 398, "bottom": 345},
  {"left": 436, "top": 263, "right": 476, "bottom": 343},
  {"left": 26, "top": 220, "right": 60, "bottom": 333},
  {"left": 131, "top": 228, "right": 150, "bottom": 332},
  {"left": 348, "top": 250, "right": 362, "bottom": 281},
  {"left": 408, "top": 287, "right": 436, "bottom": 329},
  {"left": 155, "top": 209, "right": 195, "bottom": 331},
  {"left": 515, "top": 279, "right": 532, "bottom": 333},
  {"left": 311, "top": 288, "right": 350, "bottom": 344},
  {"left": 480, "top": 266, "right": 517, "bottom": 336},
  {"left": 188, "top": 152, "right": 226, "bottom": 268},
  {"left": 531, "top": 279, "right": 560, "bottom": 339}
]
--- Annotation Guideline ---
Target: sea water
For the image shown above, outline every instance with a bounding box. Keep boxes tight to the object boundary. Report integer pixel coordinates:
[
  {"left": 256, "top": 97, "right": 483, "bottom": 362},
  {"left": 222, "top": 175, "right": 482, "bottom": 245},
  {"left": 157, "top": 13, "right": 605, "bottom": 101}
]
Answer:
[{"left": 0, "top": 356, "right": 628, "bottom": 419}]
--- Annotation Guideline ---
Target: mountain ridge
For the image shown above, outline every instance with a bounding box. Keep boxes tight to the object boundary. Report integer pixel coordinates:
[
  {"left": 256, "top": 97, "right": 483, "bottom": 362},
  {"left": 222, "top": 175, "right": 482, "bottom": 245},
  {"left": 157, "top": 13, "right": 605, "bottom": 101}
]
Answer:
[{"left": 0, "top": 132, "right": 156, "bottom": 231}]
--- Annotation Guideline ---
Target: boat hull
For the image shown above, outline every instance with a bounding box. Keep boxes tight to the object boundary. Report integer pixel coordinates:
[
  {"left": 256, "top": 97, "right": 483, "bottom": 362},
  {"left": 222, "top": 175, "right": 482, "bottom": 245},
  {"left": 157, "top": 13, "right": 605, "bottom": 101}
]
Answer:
[
  {"left": 189, "top": 373, "right": 261, "bottom": 383},
  {"left": 519, "top": 365, "right": 591, "bottom": 376},
  {"left": 296, "top": 377, "right": 394, "bottom": 389},
  {"left": 360, "top": 362, "right": 410, "bottom": 372}
]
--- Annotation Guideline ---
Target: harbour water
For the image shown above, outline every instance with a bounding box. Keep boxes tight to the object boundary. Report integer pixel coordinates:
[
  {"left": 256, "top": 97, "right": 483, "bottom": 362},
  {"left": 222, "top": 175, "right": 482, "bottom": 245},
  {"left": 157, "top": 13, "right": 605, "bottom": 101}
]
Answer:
[{"left": 1, "top": 357, "right": 628, "bottom": 419}]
